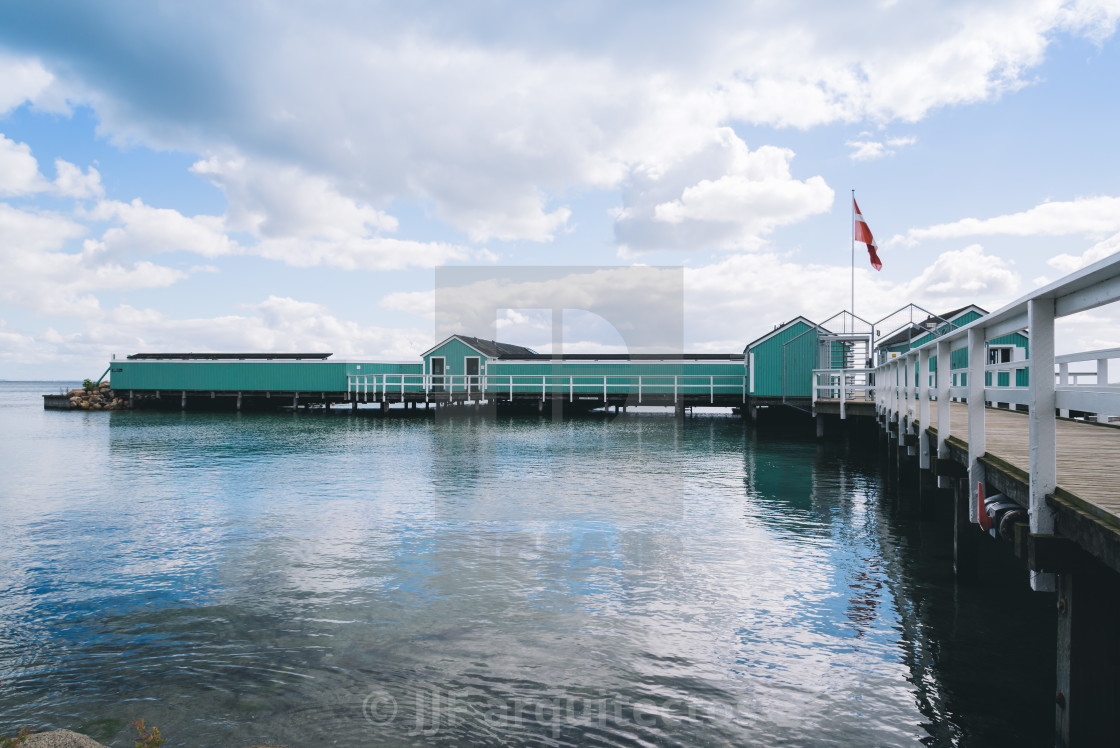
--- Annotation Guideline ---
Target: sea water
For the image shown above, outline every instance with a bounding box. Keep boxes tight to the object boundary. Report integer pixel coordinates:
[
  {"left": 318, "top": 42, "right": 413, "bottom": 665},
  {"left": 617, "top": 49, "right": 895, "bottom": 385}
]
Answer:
[{"left": 0, "top": 382, "right": 1055, "bottom": 746}]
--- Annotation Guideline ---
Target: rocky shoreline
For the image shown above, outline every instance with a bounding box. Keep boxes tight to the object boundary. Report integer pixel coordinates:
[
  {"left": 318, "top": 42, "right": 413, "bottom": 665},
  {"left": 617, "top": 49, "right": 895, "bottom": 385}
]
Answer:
[{"left": 57, "top": 381, "right": 128, "bottom": 411}]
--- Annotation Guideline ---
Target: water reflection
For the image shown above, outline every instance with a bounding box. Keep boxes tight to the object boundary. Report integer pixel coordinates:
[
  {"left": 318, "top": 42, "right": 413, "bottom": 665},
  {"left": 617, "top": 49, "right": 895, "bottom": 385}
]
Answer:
[{"left": 0, "top": 388, "right": 1054, "bottom": 746}]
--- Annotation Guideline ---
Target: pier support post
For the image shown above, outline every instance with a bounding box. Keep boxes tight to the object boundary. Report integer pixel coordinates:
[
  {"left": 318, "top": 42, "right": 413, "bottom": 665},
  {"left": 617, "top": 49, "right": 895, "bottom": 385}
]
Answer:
[
  {"left": 129, "top": 390, "right": 134, "bottom": 408},
  {"left": 181, "top": 391, "right": 186, "bottom": 410},
  {"left": 675, "top": 401, "right": 685, "bottom": 420},
  {"left": 1054, "top": 562, "right": 1120, "bottom": 746},
  {"left": 815, "top": 415, "right": 824, "bottom": 438},
  {"left": 917, "top": 468, "right": 939, "bottom": 520},
  {"left": 953, "top": 476, "right": 978, "bottom": 581},
  {"left": 352, "top": 400, "right": 357, "bottom": 412},
  {"left": 236, "top": 393, "right": 242, "bottom": 411}
]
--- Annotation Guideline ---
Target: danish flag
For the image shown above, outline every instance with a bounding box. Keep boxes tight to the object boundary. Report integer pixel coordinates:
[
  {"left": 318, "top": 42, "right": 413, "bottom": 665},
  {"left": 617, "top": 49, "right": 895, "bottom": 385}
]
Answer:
[{"left": 853, "top": 198, "right": 882, "bottom": 271}]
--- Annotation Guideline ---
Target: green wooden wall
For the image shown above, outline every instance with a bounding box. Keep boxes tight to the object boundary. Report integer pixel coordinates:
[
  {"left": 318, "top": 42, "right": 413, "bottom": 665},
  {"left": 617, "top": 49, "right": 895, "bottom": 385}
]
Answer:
[
  {"left": 746, "top": 320, "right": 817, "bottom": 397},
  {"left": 424, "top": 338, "right": 492, "bottom": 377},
  {"left": 484, "top": 360, "right": 744, "bottom": 395},
  {"left": 110, "top": 360, "right": 421, "bottom": 392}
]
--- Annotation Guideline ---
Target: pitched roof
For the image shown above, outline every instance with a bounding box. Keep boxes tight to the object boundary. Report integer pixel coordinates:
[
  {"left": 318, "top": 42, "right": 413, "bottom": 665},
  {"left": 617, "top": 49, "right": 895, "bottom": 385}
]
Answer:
[
  {"left": 421, "top": 334, "right": 536, "bottom": 359},
  {"left": 876, "top": 305, "right": 988, "bottom": 349},
  {"left": 743, "top": 316, "right": 819, "bottom": 352}
]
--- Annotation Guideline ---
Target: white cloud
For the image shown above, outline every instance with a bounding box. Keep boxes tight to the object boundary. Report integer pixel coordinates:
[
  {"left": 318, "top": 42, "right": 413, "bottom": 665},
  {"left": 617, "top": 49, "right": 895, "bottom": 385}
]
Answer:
[
  {"left": 53, "top": 159, "right": 104, "bottom": 199},
  {"left": 1056, "top": 309, "right": 1120, "bottom": 357},
  {"left": 617, "top": 129, "right": 834, "bottom": 254},
  {"left": 0, "top": 54, "right": 55, "bottom": 114},
  {"left": 0, "top": 297, "right": 434, "bottom": 378},
  {"left": 10, "top": 2, "right": 1116, "bottom": 245},
  {"left": 383, "top": 266, "right": 686, "bottom": 351},
  {"left": 846, "top": 135, "right": 916, "bottom": 161},
  {"left": 380, "top": 246, "right": 1026, "bottom": 352},
  {"left": 898, "top": 195, "right": 1120, "bottom": 245},
  {"left": 686, "top": 245, "right": 1020, "bottom": 348},
  {"left": 0, "top": 203, "right": 189, "bottom": 318},
  {"left": 0, "top": 133, "right": 48, "bottom": 196},
  {"left": 1047, "top": 231, "right": 1120, "bottom": 274},
  {"left": 899, "top": 243, "right": 1020, "bottom": 299},
  {"left": 189, "top": 156, "right": 477, "bottom": 268},
  {"left": 191, "top": 156, "right": 398, "bottom": 239},
  {"left": 84, "top": 199, "right": 238, "bottom": 259},
  {"left": 252, "top": 235, "right": 472, "bottom": 271}
]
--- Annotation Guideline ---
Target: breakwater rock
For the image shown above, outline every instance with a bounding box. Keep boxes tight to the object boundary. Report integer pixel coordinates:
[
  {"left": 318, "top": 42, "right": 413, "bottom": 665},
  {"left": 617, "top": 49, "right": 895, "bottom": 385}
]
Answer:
[{"left": 61, "top": 382, "right": 128, "bottom": 411}]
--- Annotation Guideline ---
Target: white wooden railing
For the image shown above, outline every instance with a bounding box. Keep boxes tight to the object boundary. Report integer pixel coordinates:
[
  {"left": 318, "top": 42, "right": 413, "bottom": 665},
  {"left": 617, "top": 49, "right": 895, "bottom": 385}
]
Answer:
[
  {"left": 874, "top": 252, "right": 1120, "bottom": 591},
  {"left": 346, "top": 373, "right": 746, "bottom": 405},
  {"left": 811, "top": 368, "right": 875, "bottom": 419}
]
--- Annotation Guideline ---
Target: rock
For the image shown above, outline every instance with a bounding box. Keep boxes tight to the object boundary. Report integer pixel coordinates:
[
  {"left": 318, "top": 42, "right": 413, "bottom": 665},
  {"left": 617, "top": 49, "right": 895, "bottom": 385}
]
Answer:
[
  {"left": 69, "top": 397, "right": 80, "bottom": 407},
  {"left": 20, "top": 729, "right": 108, "bottom": 747}
]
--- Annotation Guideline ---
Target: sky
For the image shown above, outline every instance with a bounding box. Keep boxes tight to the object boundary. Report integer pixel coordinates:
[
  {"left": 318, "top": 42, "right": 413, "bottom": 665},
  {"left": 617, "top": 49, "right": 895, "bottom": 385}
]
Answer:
[{"left": 2, "top": 0, "right": 1120, "bottom": 378}]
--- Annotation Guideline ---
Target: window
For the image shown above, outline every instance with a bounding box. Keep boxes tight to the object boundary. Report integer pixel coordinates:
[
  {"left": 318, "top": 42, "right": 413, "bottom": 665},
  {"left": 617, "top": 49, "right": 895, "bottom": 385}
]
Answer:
[{"left": 988, "top": 347, "right": 1012, "bottom": 365}]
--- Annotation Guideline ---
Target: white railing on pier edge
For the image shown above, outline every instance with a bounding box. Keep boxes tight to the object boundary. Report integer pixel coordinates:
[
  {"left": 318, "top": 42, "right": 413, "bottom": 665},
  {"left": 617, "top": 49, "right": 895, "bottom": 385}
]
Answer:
[
  {"left": 345, "top": 373, "right": 746, "bottom": 406},
  {"left": 1056, "top": 348, "right": 1120, "bottom": 419},
  {"left": 874, "top": 252, "right": 1120, "bottom": 592},
  {"left": 811, "top": 368, "right": 875, "bottom": 419}
]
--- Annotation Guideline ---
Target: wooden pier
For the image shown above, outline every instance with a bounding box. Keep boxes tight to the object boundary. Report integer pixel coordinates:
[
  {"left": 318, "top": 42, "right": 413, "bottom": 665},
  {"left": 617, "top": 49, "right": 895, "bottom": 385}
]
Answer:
[{"left": 873, "top": 251, "right": 1120, "bottom": 747}]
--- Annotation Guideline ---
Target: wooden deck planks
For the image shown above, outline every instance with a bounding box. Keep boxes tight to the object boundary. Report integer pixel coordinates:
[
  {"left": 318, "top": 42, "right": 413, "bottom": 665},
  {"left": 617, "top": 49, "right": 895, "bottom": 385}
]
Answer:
[{"left": 923, "top": 402, "right": 1120, "bottom": 520}]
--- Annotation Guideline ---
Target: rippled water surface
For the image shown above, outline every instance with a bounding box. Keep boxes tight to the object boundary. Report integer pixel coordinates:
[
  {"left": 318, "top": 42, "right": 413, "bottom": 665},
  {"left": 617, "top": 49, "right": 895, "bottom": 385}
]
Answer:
[{"left": 1, "top": 382, "right": 1055, "bottom": 746}]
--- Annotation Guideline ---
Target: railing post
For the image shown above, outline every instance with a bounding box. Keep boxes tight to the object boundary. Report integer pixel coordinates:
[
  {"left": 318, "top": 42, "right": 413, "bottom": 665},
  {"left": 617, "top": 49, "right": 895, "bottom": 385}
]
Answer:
[
  {"left": 891, "top": 360, "right": 899, "bottom": 428},
  {"left": 1058, "top": 362, "right": 1069, "bottom": 417},
  {"left": 936, "top": 339, "right": 951, "bottom": 468},
  {"left": 639, "top": 375, "right": 642, "bottom": 404},
  {"left": 1098, "top": 356, "right": 1112, "bottom": 423},
  {"left": 967, "top": 327, "right": 987, "bottom": 524},
  {"left": 710, "top": 376, "right": 714, "bottom": 404},
  {"left": 570, "top": 376, "right": 573, "bottom": 403},
  {"left": 839, "top": 368, "right": 846, "bottom": 420},
  {"left": 918, "top": 345, "right": 931, "bottom": 470},
  {"left": 1028, "top": 298, "right": 1057, "bottom": 592}
]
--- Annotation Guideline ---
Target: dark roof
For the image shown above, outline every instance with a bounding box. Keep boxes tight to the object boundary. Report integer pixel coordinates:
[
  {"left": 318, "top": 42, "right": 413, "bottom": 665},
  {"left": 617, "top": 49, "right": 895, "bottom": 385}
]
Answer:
[
  {"left": 496, "top": 353, "right": 744, "bottom": 361},
  {"left": 877, "top": 327, "right": 924, "bottom": 349},
  {"left": 126, "top": 352, "right": 332, "bottom": 360},
  {"left": 454, "top": 335, "right": 537, "bottom": 357},
  {"left": 877, "top": 305, "right": 989, "bottom": 348}
]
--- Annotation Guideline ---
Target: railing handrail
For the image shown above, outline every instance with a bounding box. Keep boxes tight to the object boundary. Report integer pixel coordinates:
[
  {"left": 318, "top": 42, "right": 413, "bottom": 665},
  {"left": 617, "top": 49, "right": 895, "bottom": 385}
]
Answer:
[
  {"left": 1056, "top": 347, "right": 1120, "bottom": 365},
  {"left": 871, "top": 251, "right": 1120, "bottom": 593},
  {"left": 344, "top": 372, "right": 748, "bottom": 404}
]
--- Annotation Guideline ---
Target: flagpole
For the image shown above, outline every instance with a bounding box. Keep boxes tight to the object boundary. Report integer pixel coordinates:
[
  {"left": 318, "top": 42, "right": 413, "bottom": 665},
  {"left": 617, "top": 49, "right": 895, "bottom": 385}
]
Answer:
[{"left": 850, "top": 189, "right": 855, "bottom": 333}]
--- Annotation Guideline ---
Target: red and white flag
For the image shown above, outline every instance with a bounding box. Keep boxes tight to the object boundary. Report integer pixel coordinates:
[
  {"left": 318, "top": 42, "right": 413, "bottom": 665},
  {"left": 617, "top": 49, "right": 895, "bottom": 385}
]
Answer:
[{"left": 853, "top": 198, "right": 882, "bottom": 271}]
